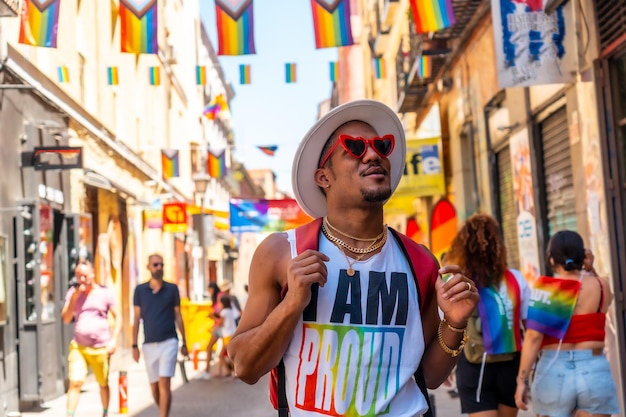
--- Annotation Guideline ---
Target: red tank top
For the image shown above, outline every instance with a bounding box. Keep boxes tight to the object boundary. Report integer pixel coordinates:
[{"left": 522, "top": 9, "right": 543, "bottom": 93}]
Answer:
[
  {"left": 542, "top": 313, "right": 606, "bottom": 346},
  {"left": 542, "top": 276, "right": 606, "bottom": 346}
]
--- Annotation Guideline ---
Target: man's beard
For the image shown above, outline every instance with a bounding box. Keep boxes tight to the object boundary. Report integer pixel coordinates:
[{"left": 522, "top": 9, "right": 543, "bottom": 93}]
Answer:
[
  {"left": 151, "top": 271, "right": 164, "bottom": 280},
  {"left": 362, "top": 186, "right": 392, "bottom": 203}
]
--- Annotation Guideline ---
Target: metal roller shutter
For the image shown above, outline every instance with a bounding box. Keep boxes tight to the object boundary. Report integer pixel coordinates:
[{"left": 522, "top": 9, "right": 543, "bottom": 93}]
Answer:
[
  {"left": 540, "top": 107, "right": 577, "bottom": 236},
  {"left": 496, "top": 146, "right": 520, "bottom": 270}
]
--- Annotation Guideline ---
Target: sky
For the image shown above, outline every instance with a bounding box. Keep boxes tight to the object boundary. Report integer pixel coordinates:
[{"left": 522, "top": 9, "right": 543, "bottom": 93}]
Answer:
[{"left": 199, "top": 1, "right": 338, "bottom": 195}]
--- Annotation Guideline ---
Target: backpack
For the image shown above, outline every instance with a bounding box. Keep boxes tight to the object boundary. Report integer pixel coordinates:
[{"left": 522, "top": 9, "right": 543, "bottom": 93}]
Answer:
[
  {"left": 269, "top": 218, "right": 439, "bottom": 417},
  {"left": 463, "top": 270, "right": 522, "bottom": 364}
]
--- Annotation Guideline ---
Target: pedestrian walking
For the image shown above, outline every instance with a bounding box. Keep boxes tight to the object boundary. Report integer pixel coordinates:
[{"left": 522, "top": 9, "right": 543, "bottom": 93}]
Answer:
[
  {"left": 215, "top": 295, "right": 238, "bottom": 377},
  {"left": 515, "top": 230, "right": 621, "bottom": 416},
  {"left": 445, "top": 214, "right": 530, "bottom": 417},
  {"left": 132, "top": 254, "right": 188, "bottom": 417},
  {"left": 200, "top": 282, "right": 222, "bottom": 380},
  {"left": 61, "top": 261, "right": 121, "bottom": 417},
  {"left": 228, "top": 99, "right": 479, "bottom": 416}
]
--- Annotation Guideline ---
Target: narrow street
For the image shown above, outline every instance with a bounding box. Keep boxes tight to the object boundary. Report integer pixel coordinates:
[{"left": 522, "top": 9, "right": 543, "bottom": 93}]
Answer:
[{"left": 20, "top": 351, "right": 535, "bottom": 417}]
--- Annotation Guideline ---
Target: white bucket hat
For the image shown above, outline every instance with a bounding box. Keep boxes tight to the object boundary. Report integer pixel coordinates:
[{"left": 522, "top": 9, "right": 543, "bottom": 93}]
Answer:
[{"left": 292, "top": 99, "right": 406, "bottom": 219}]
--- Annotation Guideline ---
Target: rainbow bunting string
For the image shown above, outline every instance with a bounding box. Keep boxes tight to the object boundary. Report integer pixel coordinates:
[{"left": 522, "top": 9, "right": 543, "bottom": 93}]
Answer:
[
  {"left": 208, "top": 150, "right": 227, "bottom": 178},
  {"left": 310, "top": 0, "right": 354, "bottom": 49},
  {"left": 285, "top": 63, "right": 297, "bottom": 83},
  {"left": 107, "top": 66, "right": 119, "bottom": 85},
  {"left": 374, "top": 58, "right": 386, "bottom": 79},
  {"left": 410, "top": 0, "right": 456, "bottom": 34},
  {"left": 258, "top": 145, "right": 278, "bottom": 156},
  {"left": 57, "top": 65, "right": 69, "bottom": 83},
  {"left": 161, "top": 149, "right": 180, "bottom": 179},
  {"left": 120, "top": 0, "right": 158, "bottom": 54},
  {"left": 418, "top": 55, "right": 432, "bottom": 78},
  {"left": 196, "top": 65, "right": 206, "bottom": 85},
  {"left": 526, "top": 276, "right": 582, "bottom": 339},
  {"left": 239, "top": 64, "right": 251, "bottom": 85},
  {"left": 215, "top": 0, "right": 256, "bottom": 56},
  {"left": 19, "top": 0, "right": 61, "bottom": 48},
  {"left": 149, "top": 66, "right": 160, "bottom": 86},
  {"left": 330, "top": 61, "right": 339, "bottom": 82}
]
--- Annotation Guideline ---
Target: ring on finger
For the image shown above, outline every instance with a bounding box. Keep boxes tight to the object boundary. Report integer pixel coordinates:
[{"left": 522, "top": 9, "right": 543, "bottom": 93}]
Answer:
[{"left": 466, "top": 282, "right": 472, "bottom": 291}]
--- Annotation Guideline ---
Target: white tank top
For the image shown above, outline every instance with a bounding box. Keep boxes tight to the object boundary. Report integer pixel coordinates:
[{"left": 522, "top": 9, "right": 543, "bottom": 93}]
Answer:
[{"left": 284, "top": 229, "right": 428, "bottom": 417}]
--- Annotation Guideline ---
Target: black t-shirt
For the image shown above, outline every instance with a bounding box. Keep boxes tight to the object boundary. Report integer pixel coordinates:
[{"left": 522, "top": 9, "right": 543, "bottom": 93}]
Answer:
[{"left": 133, "top": 281, "right": 180, "bottom": 343}]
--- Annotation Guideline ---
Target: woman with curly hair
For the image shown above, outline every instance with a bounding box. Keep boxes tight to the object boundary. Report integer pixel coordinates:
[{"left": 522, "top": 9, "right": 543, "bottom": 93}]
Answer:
[{"left": 445, "top": 213, "right": 530, "bottom": 417}]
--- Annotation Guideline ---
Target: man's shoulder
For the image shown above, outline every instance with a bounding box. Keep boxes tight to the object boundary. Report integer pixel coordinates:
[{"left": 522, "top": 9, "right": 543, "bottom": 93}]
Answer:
[{"left": 388, "top": 228, "right": 438, "bottom": 263}]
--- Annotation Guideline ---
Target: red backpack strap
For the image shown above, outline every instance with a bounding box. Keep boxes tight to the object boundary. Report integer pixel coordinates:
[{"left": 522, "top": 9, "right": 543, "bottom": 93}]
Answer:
[
  {"left": 388, "top": 228, "right": 439, "bottom": 314},
  {"left": 270, "top": 219, "right": 323, "bottom": 414}
]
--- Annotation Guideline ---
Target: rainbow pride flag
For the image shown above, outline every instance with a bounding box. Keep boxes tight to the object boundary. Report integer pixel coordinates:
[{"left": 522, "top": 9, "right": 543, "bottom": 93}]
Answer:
[
  {"left": 107, "top": 66, "right": 119, "bottom": 85},
  {"left": 330, "top": 61, "right": 339, "bottom": 82},
  {"left": 285, "top": 63, "right": 297, "bottom": 83},
  {"left": 418, "top": 55, "right": 432, "bottom": 78},
  {"left": 239, "top": 64, "right": 251, "bottom": 84},
  {"left": 149, "top": 66, "right": 160, "bottom": 85},
  {"left": 161, "top": 149, "right": 180, "bottom": 179},
  {"left": 410, "top": 0, "right": 456, "bottom": 34},
  {"left": 526, "top": 276, "right": 582, "bottom": 339},
  {"left": 215, "top": 0, "right": 256, "bottom": 55},
  {"left": 57, "top": 65, "right": 69, "bottom": 83},
  {"left": 258, "top": 145, "right": 278, "bottom": 156},
  {"left": 208, "top": 150, "right": 227, "bottom": 178},
  {"left": 120, "top": 0, "right": 158, "bottom": 54},
  {"left": 310, "top": 0, "right": 354, "bottom": 49},
  {"left": 19, "top": 0, "right": 61, "bottom": 48},
  {"left": 196, "top": 65, "right": 206, "bottom": 85},
  {"left": 373, "top": 58, "right": 386, "bottom": 79},
  {"left": 477, "top": 270, "right": 523, "bottom": 354}
]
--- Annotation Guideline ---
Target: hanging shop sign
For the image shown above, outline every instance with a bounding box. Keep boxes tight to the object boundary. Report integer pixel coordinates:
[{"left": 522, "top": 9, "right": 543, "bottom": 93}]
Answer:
[
  {"left": 163, "top": 202, "right": 188, "bottom": 233},
  {"left": 22, "top": 146, "right": 83, "bottom": 171},
  {"left": 394, "top": 137, "right": 446, "bottom": 198}
]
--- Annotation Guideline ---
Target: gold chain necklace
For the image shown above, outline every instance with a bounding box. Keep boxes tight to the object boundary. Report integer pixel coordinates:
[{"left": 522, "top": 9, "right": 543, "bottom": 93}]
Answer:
[
  {"left": 339, "top": 247, "right": 367, "bottom": 277},
  {"left": 323, "top": 217, "right": 385, "bottom": 242},
  {"left": 321, "top": 223, "right": 387, "bottom": 255}
]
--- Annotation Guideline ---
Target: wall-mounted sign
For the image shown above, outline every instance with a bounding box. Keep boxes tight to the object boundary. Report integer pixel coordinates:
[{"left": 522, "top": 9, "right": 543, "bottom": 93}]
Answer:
[
  {"left": 22, "top": 146, "right": 83, "bottom": 171},
  {"left": 163, "top": 202, "right": 187, "bottom": 233}
]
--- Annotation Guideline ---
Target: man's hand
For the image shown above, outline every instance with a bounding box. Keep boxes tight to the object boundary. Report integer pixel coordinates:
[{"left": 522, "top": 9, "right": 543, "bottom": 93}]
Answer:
[
  {"left": 436, "top": 264, "right": 479, "bottom": 328},
  {"left": 106, "top": 340, "right": 117, "bottom": 356},
  {"left": 180, "top": 344, "right": 189, "bottom": 357},
  {"left": 283, "top": 249, "right": 329, "bottom": 311},
  {"left": 132, "top": 347, "right": 140, "bottom": 362}
]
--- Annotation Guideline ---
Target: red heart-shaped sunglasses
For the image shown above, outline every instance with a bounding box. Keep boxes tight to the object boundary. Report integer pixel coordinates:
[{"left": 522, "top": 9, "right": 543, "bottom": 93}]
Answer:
[{"left": 319, "top": 134, "right": 395, "bottom": 168}]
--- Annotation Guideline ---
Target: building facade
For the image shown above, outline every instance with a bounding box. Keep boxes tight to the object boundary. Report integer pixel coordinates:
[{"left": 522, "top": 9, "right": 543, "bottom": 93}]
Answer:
[
  {"left": 0, "top": 0, "right": 238, "bottom": 411},
  {"left": 354, "top": 0, "right": 625, "bottom": 411}
]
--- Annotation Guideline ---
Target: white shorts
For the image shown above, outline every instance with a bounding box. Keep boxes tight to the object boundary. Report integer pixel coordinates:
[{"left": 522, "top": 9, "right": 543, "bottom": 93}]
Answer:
[{"left": 142, "top": 338, "right": 179, "bottom": 383}]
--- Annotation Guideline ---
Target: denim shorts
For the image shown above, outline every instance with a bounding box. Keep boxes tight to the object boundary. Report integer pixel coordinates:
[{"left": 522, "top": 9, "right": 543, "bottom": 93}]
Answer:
[{"left": 531, "top": 349, "right": 621, "bottom": 417}]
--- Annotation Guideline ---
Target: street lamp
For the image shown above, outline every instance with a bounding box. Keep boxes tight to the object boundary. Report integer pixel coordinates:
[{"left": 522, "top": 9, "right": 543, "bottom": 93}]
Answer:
[
  {"left": 193, "top": 175, "right": 210, "bottom": 300},
  {"left": 193, "top": 175, "right": 210, "bottom": 204}
]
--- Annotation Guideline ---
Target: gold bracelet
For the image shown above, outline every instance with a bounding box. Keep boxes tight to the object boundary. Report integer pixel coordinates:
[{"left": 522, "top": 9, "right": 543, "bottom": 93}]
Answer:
[
  {"left": 442, "top": 318, "right": 466, "bottom": 333},
  {"left": 437, "top": 320, "right": 468, "bottom": 357}
]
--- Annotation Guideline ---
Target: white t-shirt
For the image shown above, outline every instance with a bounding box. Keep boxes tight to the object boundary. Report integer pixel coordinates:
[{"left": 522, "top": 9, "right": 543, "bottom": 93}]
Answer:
[
  {"left": 220, "top": 307, "right": 238, "bottom": 338},
  {"left": 284, "top": 229, "right": 428, "bottom": 417}
]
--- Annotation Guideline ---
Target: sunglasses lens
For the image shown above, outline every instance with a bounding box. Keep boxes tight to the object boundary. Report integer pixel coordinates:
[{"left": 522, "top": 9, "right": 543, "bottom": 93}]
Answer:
[
  {"left": 344, "top": 138, "right": 366, "bottom": 157},
  {"left": 374, "top": 138, "right": 393, "bottom": 156}
]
